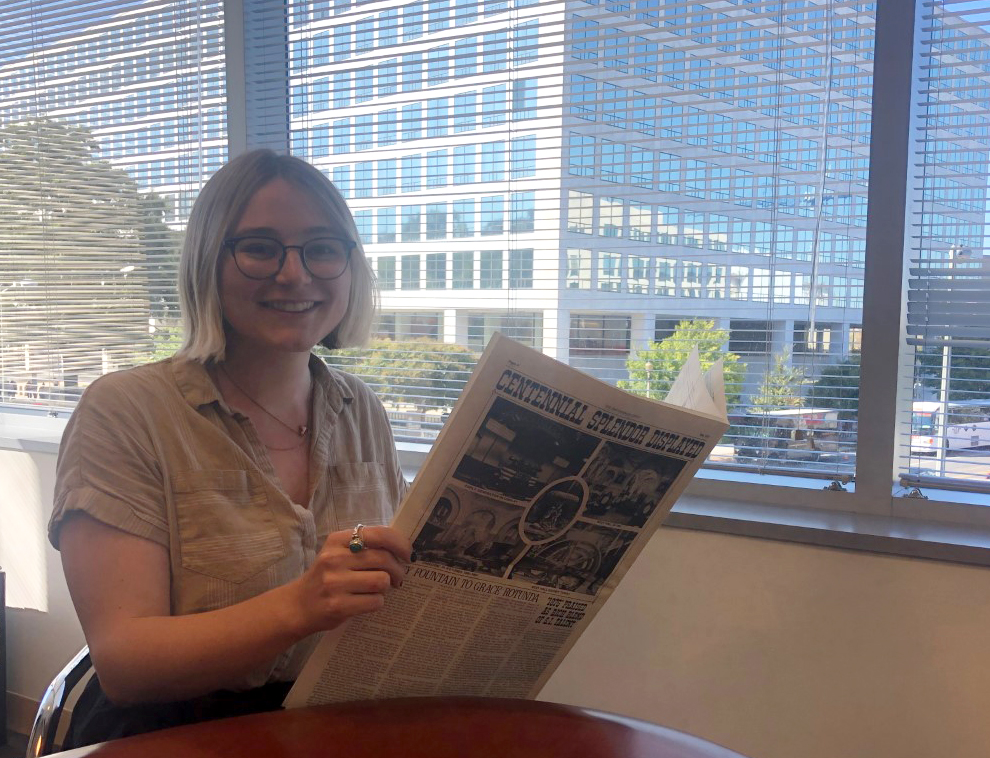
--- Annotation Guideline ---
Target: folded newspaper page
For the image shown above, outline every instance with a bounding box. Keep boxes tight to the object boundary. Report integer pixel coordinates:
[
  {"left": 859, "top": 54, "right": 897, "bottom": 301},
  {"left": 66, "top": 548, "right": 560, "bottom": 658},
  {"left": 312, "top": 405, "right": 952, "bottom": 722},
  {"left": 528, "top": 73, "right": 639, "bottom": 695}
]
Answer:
[{"left": 285, "top": 333, "right": 728, "bottom": 707}]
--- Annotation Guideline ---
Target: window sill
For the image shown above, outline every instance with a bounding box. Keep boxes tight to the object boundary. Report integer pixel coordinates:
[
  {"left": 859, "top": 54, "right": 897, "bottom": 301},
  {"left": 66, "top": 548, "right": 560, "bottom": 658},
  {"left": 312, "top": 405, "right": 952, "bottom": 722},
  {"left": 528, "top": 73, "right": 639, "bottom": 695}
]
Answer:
[{"left": 4, "top": 411, "right": 989, "bottom": 568}]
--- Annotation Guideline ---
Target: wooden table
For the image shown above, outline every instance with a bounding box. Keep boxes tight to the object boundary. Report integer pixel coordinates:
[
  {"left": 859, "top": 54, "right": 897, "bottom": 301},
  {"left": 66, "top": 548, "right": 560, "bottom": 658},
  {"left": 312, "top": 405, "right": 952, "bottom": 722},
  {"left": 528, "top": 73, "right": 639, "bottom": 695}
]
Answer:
[{"left": 52, "top": 697, "right": 751, "bottom": 758}]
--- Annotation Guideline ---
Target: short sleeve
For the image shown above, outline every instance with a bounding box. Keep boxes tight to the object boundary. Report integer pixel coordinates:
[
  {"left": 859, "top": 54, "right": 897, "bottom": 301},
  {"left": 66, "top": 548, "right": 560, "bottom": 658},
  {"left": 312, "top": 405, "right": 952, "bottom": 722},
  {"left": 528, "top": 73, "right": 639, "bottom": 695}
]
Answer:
[{"left": 49, "top": 374, "right": 169, "bottom": 550}]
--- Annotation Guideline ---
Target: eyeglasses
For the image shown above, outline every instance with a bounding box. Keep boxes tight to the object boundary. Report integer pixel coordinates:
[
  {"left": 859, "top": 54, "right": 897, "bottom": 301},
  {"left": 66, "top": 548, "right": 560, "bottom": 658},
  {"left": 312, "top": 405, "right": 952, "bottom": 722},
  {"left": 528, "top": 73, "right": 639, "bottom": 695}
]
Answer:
[{"left": 223, "top": 235, "right": 355, "bottom": 281}]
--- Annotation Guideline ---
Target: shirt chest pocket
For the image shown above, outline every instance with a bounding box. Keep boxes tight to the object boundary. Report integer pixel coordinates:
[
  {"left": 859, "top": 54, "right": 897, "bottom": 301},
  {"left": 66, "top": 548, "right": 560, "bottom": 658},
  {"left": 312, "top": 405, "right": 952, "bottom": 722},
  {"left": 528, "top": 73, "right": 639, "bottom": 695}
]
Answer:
[
  {"left": 172, "top": 469, "right": 286, "bottom": 583},
  {"left": 328, "top": 462, "right": 394, "bottom": 531}
]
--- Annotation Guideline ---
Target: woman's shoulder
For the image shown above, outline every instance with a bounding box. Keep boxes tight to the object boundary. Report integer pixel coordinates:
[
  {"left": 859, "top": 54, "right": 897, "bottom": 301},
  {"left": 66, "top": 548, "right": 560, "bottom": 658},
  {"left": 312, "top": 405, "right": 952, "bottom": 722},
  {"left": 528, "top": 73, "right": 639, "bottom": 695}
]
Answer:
[{"left": 77, "top": 358, "right": 179, "bottom": 410}]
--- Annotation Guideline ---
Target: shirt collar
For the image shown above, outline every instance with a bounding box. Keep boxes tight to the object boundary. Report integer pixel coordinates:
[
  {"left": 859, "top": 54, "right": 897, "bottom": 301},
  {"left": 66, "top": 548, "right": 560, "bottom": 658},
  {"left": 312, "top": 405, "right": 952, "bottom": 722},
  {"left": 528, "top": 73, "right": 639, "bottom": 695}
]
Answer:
[{"left": 170, "top": 352, "right": 354, "bottom": 413}]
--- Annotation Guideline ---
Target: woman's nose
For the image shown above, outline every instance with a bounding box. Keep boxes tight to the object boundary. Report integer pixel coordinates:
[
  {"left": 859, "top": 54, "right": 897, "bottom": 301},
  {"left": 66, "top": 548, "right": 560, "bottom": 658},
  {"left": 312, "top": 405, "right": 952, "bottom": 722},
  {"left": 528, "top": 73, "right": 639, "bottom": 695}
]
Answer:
[{"left": 275, "top": 247, "right": 312, "bottom": 284}]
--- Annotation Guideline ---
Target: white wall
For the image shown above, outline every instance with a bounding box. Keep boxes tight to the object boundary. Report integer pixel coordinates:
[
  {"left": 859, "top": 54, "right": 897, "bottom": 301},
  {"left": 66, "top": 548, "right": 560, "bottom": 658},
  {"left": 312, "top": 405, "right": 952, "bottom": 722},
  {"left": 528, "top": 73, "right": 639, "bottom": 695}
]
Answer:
[{"left": 5, "top": 445, "right": 990, "bottom": 758}]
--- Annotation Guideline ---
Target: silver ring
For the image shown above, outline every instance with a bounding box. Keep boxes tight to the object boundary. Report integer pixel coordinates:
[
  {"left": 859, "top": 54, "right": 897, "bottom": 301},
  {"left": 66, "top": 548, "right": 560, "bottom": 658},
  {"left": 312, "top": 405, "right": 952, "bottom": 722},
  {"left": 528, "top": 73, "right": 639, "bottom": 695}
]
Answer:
[{"left": 349, "top": 523, "right": 366, "bottom": 553}]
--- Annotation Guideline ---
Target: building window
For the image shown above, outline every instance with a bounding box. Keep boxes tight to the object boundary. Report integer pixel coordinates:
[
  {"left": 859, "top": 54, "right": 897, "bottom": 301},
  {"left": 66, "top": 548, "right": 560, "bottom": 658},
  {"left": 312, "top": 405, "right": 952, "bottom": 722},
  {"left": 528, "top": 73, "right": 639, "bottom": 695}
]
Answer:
[
  {"left": 629, "top": 202, "right": 651, "bottom": 242},
  {"left": 510, "top": 192, "right": 535, "bottom": 233},
  {"left": 729, "top": 320, "right": 772, "bottom": 354},
  {"left": 403, "top": 3, "right": 424, "bottom": 41},
  {"left": 628, "top": 255, "right": 650, "bottom": 294},
  {"left": 377, "top": 58, "right": 398, "bottom": 96},
  {"left": 425, "top": 252, "right": 447, "bottom": 289},
  {"left": 480, "top": 195, "right": 504, "bottom": 235},
  {"left": 682, "top": 261, "right": 703, "bottom": 298},
  {"left": 598, "top": 252, "right": 622, "bottom": 292},
  {"left": 333, "top": 71, "right": 351, "bottom": 108},
  {"left": 569, "top": 315, "right": 631, "bottom": 355},
  {"left": 600, "top": 197, "right": 624, "bottom": 238},
  {"left": 376, "top": 256, "right": 396, "bottom": 290},
  {"left": 482, "top": 85, "right": 508, "bottom": 126},
  {"left": 427, "top": 46, "right": 449, "bottom": 85},
  {"left": 427, "top": 98, "right": 449, "bottom": 137},
  {"left": 454, "top": 36, "right": 478, "bottom": 77},
  {"left": 601, "top": 140, "right": 625, "bottom": 183},
  {"left": 452, "top": 251, "right": 474, "bottom": 289},
  {"left": 355, "top": 162, "right": 373, "bottom": 198},
  {"left": 453, "top": 145, "right": 476, "bottom": 184},
  {"left": 567, "top": 191, "right": 594, "bottom": 234},
  {"left": 401, "top": 254, "right": 421, "bottom": 289},
  {"left": 512, "top": 78, "right": 537, "bottom": 119},
  {"left": 480, "top": 250, "right": 503, "bottom": 288},
  {"left": 514, "top": 19, "right": 539, "bottom": 64},
  {"left": 794, "top": 322, "right": 836, "bottom": 354},
  {"left": 354, "top": 115, "right": 373, "bottom": 151},
  {"left": 355, "top": 67, "right": 373, "bottom": 103},
  {"left": 510, "top": 135, "right": 536, "bottom": 178},
  {"left": 354, "top": 210, "right": 372, "bottom": 242},
  {"left": 428, "top": 0, "right": 449, "bottom": 31},
  {"left": 468, "top": 313, "right": 543, "bottom": 349},
  {"left": 568, "top": 133, "right": 595, "bottom": 178},
  {"left": 426, "top": 149, "right": 448, "bottom": 188},
  {"left": 377, "top": 159, "right": 397, "bottom": 195},
  {"left": 332, "top": 166, "right": 350, "bottom": 198},
  {"left": 482, "top": 31, "right": 508, "bottom": 72},
  {"left": 401, "top": 206, "right": 421, "bottom": 242},
  {"left": 454, "top": 92, "right": 477, "bottom": 132},
  {"left": 334, "top": 24, "right": 351, "bottom": 61},
  {"left": 481, "top": 141, "right": 506, "bottom": 182},
  {"left": 332, "top": 118, "right": 350, "bottom": 154},
  {"left": 565, "top": 249, "right": 592, "bottom": 290},
  {"left": 377, "top": 207, "right": 397, "bottom": 243},
  {"left": 377, "top": 109, "right": 398, "bottom": 147},
  {"left": 426, "top": 202, "right": 447, "bottom": 240},
  {"left": 656, "top": 258, "right": 676, "bottom": 296},
  {"left": 401, "top": 103, "right": 422, "bottom": 141},
  {"left": 401, "top": 53, "right": 422, "bottom": 92},
  {"left": 452, "top": 199, "right": 475, "bottom": 237},
  {"left": 509, "top": 248, "right": 533, "bottom": 288},
  {"left": 401, "top": 154, "right": 422, "bottom": 192},
  {"left": 570, "top": 74, "right": 596, "bottom": 119},
  {"left": 706, "top": 264, "right": 726, "bottom": 299}
]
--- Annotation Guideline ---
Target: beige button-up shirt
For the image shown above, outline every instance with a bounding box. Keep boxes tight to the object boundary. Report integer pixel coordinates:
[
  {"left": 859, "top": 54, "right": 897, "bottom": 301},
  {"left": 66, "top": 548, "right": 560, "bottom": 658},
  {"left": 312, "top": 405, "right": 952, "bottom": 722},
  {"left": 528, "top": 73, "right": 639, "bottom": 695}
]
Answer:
[{"left": 50, "top": 354, "right": 406, "bottom": 688}]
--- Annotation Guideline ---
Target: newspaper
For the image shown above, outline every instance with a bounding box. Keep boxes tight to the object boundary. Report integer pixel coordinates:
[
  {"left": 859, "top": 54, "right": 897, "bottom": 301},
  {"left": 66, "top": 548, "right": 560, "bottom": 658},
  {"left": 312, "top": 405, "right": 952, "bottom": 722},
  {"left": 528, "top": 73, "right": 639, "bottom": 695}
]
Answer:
[{"left": 284, "top": 333, "right": 728, "bottom": 707}]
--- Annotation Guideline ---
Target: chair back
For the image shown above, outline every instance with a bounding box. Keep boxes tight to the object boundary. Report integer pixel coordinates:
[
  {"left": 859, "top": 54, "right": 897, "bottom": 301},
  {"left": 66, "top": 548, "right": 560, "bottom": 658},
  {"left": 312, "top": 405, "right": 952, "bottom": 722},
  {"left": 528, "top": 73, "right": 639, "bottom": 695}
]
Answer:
[{"left": 27, "top": 646, "right": 92, "bottom": 758}]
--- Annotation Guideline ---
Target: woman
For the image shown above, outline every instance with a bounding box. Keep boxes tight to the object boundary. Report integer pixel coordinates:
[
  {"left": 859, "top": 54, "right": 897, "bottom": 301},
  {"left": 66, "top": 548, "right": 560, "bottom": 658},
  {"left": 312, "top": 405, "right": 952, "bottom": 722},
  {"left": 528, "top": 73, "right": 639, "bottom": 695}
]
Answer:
[{"left": 49, "top": 149, "right": 412, "bottom": 746}]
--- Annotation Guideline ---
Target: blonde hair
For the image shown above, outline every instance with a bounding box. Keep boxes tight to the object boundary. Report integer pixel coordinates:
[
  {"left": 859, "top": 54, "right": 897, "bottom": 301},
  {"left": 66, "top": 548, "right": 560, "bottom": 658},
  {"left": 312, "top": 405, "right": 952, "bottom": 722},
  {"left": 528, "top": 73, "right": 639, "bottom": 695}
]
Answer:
[{"left": 177, "top": 149, "right": 377, "bottom": 362}]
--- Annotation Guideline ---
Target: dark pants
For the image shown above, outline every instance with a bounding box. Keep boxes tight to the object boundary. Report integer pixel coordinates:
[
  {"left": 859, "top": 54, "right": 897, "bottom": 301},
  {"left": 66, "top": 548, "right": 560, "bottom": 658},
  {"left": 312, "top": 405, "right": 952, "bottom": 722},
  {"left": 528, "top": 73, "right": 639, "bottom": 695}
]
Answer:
[{"left": 65, "top": 675, "right": 294, "bottom": 749}]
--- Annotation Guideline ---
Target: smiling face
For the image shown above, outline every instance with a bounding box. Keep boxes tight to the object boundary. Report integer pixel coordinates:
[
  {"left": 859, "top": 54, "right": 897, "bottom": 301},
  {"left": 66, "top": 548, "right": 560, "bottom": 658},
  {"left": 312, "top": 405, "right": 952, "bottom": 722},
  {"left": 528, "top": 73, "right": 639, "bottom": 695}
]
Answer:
[{"left": 218, "top": 177, "right": 352, "bottom": 358}]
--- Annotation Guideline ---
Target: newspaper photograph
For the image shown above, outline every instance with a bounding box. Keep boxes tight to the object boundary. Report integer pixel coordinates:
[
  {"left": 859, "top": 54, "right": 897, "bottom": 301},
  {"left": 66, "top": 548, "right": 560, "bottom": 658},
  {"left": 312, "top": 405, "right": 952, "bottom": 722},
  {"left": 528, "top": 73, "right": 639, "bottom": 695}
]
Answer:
[{"left": 285, "top": 333, "right": 729, "bottom": 707}]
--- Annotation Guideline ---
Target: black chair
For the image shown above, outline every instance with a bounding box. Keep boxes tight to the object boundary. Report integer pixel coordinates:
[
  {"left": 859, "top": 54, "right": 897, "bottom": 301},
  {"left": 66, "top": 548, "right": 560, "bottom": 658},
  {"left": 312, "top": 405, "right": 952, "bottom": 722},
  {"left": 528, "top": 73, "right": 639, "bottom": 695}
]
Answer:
[{"left": 26, "top": 646, "right": 91, "bottom": 757}]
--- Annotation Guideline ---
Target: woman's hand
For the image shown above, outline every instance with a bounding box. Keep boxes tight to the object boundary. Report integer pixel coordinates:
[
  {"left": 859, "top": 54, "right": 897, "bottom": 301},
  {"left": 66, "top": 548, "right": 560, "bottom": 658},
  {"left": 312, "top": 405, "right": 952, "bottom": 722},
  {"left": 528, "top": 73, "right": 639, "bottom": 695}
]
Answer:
[{"left": 286, "top": 525, "right": 413, "bottom": 637}]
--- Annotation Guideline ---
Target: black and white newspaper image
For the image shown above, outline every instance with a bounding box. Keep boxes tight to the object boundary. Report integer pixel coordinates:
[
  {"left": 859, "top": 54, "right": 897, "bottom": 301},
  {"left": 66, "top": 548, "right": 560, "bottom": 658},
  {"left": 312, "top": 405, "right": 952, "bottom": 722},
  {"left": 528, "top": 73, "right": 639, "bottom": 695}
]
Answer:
[{"left": 285, "top": 333, "right": 728, "bottom": 708}]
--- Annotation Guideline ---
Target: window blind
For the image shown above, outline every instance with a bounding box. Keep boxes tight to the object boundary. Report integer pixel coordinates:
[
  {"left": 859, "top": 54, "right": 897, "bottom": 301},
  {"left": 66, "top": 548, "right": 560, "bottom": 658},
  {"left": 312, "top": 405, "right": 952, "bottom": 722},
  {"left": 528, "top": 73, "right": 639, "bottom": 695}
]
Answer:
[
  {"left": 0, "top": 0, "right": 225, "bottom": 408},
  {"left": 901, "top": 0, "right": 990, "bottom": 490},
  {"left": 280, "top": 0, "right": 874, "bottom": 479}
]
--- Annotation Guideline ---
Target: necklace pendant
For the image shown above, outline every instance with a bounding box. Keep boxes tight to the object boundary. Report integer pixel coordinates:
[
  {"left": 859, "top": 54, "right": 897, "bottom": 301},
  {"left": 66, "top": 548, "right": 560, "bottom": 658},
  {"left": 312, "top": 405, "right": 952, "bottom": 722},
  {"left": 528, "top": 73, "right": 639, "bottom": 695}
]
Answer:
[{"left": 298, "top": 425, "right": 308, "bottom": 437}]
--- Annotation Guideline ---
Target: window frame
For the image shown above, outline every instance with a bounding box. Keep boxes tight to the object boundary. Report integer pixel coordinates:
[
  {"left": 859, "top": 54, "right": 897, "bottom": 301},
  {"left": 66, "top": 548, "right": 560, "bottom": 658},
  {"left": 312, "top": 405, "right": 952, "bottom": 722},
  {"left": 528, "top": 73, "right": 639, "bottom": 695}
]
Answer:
[{"left": 4, "top": 0, "right": 990, "bottom": 573}]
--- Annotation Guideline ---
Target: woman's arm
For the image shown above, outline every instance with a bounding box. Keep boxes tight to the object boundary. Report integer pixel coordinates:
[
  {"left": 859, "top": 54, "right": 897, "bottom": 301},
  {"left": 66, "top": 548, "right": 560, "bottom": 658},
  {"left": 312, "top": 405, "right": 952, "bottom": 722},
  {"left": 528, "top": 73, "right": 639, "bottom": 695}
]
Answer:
[{"left": 60, "top": 512, "right": 411, "bottom": 705}]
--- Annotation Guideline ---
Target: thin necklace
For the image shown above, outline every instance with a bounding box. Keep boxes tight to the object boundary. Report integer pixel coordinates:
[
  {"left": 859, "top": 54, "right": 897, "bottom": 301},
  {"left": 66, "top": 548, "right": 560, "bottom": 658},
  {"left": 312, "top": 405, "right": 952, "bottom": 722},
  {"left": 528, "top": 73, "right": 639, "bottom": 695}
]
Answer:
[{"left": 218, "top": 363, "right": 311, "bottom": 438}]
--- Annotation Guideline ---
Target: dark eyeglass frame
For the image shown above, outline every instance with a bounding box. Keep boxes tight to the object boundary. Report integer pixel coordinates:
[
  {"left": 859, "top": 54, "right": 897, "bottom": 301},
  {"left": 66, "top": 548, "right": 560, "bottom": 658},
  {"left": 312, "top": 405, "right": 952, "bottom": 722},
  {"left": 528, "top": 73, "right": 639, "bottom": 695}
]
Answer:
[{"left": 223, "top": 235, "right": 356, "bottom": 281}]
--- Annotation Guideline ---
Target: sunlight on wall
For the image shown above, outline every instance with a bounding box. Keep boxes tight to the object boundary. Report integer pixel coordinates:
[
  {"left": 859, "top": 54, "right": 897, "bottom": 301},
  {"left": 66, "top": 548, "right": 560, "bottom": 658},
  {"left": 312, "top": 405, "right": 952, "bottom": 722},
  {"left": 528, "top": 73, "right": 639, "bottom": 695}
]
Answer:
[{"left": 0, "top": 449, "right": 48, "bottom": 611}]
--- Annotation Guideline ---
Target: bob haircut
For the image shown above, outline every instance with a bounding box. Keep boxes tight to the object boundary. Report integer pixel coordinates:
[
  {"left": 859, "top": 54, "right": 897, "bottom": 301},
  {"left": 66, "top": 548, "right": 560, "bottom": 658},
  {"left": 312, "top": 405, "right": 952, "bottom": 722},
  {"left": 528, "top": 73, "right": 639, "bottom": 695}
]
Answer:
[{"left": 177, "top": 149, "right": 377, "bottom": 362}]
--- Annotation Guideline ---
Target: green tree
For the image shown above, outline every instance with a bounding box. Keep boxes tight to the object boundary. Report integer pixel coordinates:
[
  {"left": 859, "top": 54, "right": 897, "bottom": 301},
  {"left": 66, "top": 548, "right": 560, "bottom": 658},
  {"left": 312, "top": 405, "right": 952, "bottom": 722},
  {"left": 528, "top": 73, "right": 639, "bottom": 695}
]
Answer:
[
  {"left": 0, "top": 119, "right": 156, "bottom": 380},
  {"left": 150, "top": 322, "right": 184, "bottom": 362},
  {"left": 750, "top": 349, "right": 806, "bottom": 412},
  {"left": 319, "top": 339, "right": 478, "bottom": 408},
  {"left": 618, "top": 319, "right": 746, "bottom": 406},
  {"left": 809, "top": 355, "right": 861, "bottom": 414},
  {"left": 916, "top": 346, "right": 990, "bottom": 401}
]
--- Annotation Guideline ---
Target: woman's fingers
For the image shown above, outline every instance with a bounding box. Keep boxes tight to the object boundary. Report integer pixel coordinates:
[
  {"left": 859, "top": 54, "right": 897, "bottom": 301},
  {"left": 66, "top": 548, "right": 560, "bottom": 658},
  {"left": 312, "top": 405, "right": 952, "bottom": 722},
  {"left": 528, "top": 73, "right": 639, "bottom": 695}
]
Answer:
[{"left": 330, "top": 525, "right": 413, "bottom": 564}]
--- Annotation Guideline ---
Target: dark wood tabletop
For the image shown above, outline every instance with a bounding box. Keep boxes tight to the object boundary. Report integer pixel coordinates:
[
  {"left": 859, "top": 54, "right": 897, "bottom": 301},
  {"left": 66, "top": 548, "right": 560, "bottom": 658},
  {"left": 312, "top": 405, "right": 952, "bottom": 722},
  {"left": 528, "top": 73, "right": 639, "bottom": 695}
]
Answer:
[{"left": 51, "top": 696, "right": 751, "bottom": 758}]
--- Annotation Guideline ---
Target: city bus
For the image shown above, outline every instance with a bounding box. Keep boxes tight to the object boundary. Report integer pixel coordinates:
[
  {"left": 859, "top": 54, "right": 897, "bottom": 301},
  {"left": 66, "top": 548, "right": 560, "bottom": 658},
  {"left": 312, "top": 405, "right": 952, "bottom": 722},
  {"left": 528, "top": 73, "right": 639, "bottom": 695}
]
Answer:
[{"left": 911, "top": 400, "right": 990, "bottom": 454}]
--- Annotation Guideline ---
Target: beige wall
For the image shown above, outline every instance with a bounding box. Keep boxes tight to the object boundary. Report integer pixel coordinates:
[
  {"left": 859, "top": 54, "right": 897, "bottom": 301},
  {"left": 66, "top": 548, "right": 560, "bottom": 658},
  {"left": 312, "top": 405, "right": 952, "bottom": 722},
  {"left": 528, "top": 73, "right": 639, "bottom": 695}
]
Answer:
[{"left": 5, "top": 445, "right": 990, "bottom": 758}]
